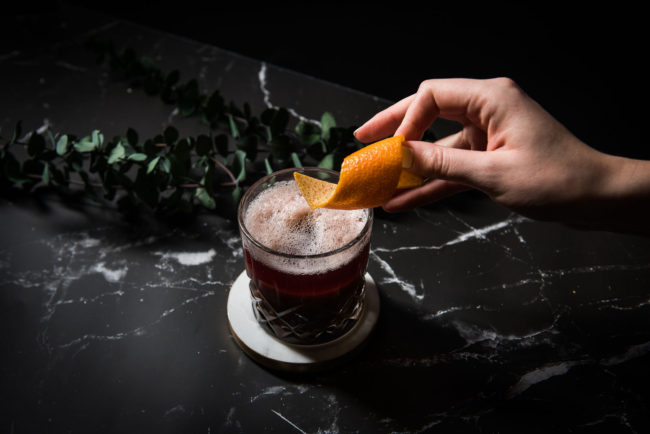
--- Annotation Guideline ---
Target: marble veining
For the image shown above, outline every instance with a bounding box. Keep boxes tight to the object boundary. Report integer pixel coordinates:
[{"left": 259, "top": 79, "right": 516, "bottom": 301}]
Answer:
[
  {"left": 258, "top": 62, "right": 321, "bottom": 126},
  {"left": 3, "top": 14, "right": 650, "bottom": 433}
]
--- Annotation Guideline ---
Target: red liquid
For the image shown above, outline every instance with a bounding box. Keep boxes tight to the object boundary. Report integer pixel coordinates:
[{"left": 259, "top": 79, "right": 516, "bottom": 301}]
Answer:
[{"left": 244, "top": 244, "right": 370, "bottom": 344}]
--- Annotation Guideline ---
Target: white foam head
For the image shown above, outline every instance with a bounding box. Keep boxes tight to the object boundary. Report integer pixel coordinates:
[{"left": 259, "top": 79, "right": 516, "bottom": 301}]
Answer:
[{"left": 242, "top": 180, "right": 370, "bottom": 274}]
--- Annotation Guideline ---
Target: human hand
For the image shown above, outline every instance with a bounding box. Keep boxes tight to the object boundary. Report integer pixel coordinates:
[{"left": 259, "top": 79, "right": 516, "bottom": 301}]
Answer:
[{"left": 354, "top": 78, "right": 650, "bottom": 232}]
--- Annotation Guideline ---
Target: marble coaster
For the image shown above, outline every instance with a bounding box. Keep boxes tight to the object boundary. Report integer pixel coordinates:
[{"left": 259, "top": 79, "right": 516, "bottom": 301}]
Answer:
[{"left": 227, "top": 271, "right": 380, "bottom": 372}]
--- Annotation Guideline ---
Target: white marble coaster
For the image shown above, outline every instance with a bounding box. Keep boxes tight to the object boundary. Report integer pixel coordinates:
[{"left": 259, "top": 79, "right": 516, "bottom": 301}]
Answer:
[{"left": 227, "top": 271, "right": 380, "bottom": 372}]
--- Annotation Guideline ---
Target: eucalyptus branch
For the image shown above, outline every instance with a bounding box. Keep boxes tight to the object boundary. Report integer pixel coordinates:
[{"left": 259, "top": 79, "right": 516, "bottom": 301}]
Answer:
[{"left": 0, "top": 39, "right": 437, "bottom": 217}]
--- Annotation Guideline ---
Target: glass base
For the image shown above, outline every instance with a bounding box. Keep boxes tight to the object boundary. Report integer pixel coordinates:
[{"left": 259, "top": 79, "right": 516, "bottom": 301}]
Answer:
[
  {"left": 227, "top": 270, "right": 380, "bottom": 372},
  {"left": 249, "top": 279, "right": 365, "bottom": 346}
]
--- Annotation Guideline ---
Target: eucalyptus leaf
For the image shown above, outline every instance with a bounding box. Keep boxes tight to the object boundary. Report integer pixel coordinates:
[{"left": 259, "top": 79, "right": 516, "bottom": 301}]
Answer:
[
  {"left": 92, "top": 130, "right": 104, "bottom": 147},
  {"left": 231, "top": 186, "right": 242, "bottom": 204},
  {"left": 195, "top": 187, "right": 216, "bottom": 209},
  {"left": 147, "top": 155, "right": 160, "bottom": 174},
  {"left": 74, "top": 133, "right": 99, "bottom": 153},
  {"left": 227, "top": 114, "right": 240, "bottom": 139},
  {"left": 108, "top": 142, "right": 126, "bottom": 164},
  {"left": 1, "top": 42, "right": 366, "bottom": 218},
  {"left": 42, "top": 163, "right": 50, "bottom": 185},
  {"left": 56, "top": 134, "right": 69, "bottom": 155},
  {"left": 232, "top": 149, "right": 247, "bottom": 183},
  {"left": 160, "top": 156, "right": 171, "bottom": 173},
  {"left": 321, "top": 112, "right": 336, "bottom": 141},
  {"left": 290, "top": 152, "right": 302, "bottom": 168},
  {"left": 127, "top": 153, "right": 147, "bottom": 161},
  {"left": 317, "top": 153, "right": 335, "bottom": 170}
]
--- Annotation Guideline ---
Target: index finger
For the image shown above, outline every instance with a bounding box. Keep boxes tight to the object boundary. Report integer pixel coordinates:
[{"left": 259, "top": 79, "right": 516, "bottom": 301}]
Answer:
[
  {"left": 354, "top": 94, "right": 415, "bottom": 143},
  {"left": 395, "top": 78, "right": 491, "bottom": 140}
]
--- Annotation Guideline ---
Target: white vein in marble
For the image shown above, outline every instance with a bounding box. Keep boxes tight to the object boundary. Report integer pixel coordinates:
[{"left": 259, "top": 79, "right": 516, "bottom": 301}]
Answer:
[{"left": 258, "top": 62, "right": 321, "bottom": 126}]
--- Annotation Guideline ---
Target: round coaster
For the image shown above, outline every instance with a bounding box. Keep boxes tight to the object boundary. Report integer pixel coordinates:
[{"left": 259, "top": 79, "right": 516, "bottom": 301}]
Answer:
[{"left": 227, "top": 271, "right": 380, "bottom": 372}]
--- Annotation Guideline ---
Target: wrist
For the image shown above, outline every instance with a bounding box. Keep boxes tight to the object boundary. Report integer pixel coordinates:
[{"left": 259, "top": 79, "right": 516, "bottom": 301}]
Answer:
[{"left": 579, "top": 152, "right": 650, "bottom": 233}]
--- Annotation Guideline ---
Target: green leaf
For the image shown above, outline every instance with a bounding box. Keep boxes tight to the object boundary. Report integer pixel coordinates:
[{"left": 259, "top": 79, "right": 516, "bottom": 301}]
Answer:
[
  {"left": 159, "top": 156, "right": 171, "bottom": 173},
  {"left": 232, "top": 186, "right": 242, "bottom": 204},
  {"left": 264, "top": 158, "right": 273, "bottom": 175},
  {"left": 227, "top": 114, "right": 240, "bottom": 139},
  {"left": 92, "top": 130, "right": 104, "bottom": 147},
  {"left": 232, "top": 150, "right": 247, "bottom": 183},
  {"left": 42, "top": 163, "right": 50, "bottom": 185},
  {"left": 317, "top": 153, "right": 335, "bottom": 170},
  {"left": 147, "top": 155, "right": 160, "bottom": 174},
  {"left": 74, "top": 130, "right": 102, "bottom": 153},
  {"left": 321, "top": 112, "right": 336, "bottom": 141},
  {"left": 56, "top": 134, "right": 69, "bottom": 155},
  {"left": 108, "top": 142, "right": 126, "bottom": 164},
  {"left": 195, "top": 187, "right": 216, "bottom": 209},
  {"left": 127, "top": 152, "right": 147, "bottom": 161},
  {"left": 290, "top": 152, "right": 302, "bottom": 168}
]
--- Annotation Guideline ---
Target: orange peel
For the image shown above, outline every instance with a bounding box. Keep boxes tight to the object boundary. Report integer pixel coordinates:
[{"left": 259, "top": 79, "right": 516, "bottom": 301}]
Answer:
[{"left": 293, "top": 135, "right": 423, "bottom": 209}]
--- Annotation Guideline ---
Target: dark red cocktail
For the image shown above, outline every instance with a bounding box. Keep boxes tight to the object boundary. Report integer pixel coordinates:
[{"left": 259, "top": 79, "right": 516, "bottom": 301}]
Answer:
[{"left": 238, "top": 168, "right": 373, "bottom": 345}]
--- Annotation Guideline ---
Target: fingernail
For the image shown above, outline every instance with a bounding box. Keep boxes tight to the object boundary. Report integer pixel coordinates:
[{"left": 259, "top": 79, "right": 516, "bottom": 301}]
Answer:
[{"left": 401, "top": 146, "right": 413, "bottom": 169}]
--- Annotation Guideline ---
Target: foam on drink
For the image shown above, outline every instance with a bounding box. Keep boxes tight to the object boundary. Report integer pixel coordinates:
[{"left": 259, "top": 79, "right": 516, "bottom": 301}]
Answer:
[{"left": 243, "top": 180, "right": 368, "bottom": 274}]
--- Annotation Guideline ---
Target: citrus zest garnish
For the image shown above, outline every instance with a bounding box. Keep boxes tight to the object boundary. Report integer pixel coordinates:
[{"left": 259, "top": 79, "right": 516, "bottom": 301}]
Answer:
[{"left": 293, "top": 136, "right": 423, "bottom": 210}]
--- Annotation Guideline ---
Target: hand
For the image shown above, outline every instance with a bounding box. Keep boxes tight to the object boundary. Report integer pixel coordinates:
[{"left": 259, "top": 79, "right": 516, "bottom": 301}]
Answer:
[{"left": 354, "top": 78, "right": 650, "bottom": 233}]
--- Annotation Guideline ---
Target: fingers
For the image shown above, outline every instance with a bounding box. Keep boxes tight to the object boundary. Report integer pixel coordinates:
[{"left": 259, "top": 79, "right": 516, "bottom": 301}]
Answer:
[
  {"left": 404, "top": 140, "right": 496, "bottom": 190},
  {"left": 355, "top": 78, "right": 498, "bottom": 143},
  {"left": 384, "top": 140, "right": 496, "bottom": 213},
  {"left": 354, "top": 94, "right": 415, "bottom": 143},
  {"left": 394, "top": 84, "right": 440, "bottom": 140},
  {"left": 383, "top": 180, "right": 470, "bottom": 213}
]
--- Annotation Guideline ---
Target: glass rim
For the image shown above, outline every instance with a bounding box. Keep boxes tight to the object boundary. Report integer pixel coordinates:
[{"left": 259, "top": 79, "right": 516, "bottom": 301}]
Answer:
[{"left": 237, "top": 167, "right": 373, "bottom": 260}]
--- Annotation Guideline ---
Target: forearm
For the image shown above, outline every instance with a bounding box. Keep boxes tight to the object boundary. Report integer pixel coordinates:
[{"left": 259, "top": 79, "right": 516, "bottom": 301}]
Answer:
[{"left": 573, "top": 153, "right": 650, "bottom": 234}]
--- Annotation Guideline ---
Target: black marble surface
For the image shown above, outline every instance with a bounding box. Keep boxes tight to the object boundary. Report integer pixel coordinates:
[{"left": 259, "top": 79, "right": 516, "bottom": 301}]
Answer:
[{"left": 3, "top": 6, "right": 650, "bottom": 434}]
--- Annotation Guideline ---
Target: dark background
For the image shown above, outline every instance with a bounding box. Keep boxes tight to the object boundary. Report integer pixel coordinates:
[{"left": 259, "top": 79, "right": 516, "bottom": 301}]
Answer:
[{"left": 6, "top": 3, "right": 649, "bottom": 159}]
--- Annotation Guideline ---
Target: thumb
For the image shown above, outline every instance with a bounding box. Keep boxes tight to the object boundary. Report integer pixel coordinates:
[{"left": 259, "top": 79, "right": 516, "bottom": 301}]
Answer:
[{"left": 405, "top": 140, "right": 495, "bottom": 191}]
